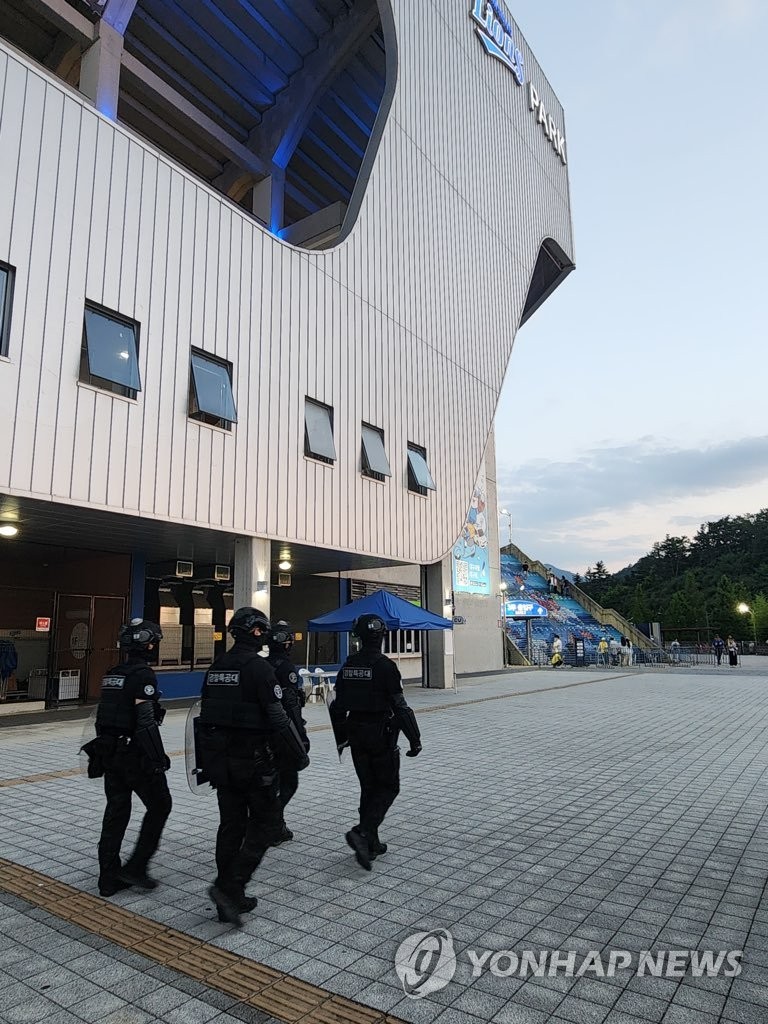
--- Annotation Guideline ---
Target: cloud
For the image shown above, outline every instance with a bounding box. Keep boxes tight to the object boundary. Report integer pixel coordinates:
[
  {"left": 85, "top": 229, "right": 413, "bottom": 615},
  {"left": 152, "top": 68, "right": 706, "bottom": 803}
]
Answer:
[{"left": 497, "top": 435, "right": 768, "bottom": 571}]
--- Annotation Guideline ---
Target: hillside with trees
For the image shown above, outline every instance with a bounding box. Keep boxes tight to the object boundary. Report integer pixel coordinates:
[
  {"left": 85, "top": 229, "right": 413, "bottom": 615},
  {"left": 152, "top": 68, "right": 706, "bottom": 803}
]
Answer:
[{"left": 577, "top": 510, "right": 768, "bottom": 643}]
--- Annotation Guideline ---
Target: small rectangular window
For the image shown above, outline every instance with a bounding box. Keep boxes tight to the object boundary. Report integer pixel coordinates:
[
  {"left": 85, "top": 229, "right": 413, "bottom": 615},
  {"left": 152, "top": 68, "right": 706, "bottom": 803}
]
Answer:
[
  {"left": 305, "top": 398, "right": 336, "bottom": 464},
  {"left": 189, "top": 350, "right": 237, "bottom": 429},
  {"left": 0, "top": 262, "right": 15, "bottom": 357},
  {"left": 407, "top": 443, "right": 436, "bottom": 496},
  {"left": 81, "top": 304, "right": 141, "bottom": 398},
  {"left": 361, "top": 423, "right": 391, "bottom": 480}
]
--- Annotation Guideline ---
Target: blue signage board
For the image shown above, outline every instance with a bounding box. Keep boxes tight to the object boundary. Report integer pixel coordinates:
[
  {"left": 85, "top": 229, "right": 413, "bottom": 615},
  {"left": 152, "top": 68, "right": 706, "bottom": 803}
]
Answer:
[{"left": 504, "top": 600, "right": 548, "bottom": 619}]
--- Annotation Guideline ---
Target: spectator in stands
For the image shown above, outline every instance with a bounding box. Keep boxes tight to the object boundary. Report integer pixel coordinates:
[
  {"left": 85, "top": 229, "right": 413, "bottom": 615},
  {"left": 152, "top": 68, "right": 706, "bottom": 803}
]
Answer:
[
  {"left": 670, "top": 638, "right": 681, "bottom": 664},
  {"left": 712, "top": 635, "right": 725, "bottom": 666},
  {"left": 561, "top": 576, "right": 570, "bottom": 599},
  {"left": 727, "top": 636, "right": 739, "bottom": 667},
  {"left": 547, "top": 572, "right": 556, "bottom": 595},
  {"left": 597, "top": 636, "right": 609, "bottom": 666}
]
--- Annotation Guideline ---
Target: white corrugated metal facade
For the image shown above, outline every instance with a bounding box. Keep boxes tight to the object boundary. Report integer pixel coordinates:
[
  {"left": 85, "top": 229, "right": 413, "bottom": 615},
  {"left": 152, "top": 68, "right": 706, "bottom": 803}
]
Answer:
[{"left": 0, "top": 1, "right": 573, "bottom": 566}]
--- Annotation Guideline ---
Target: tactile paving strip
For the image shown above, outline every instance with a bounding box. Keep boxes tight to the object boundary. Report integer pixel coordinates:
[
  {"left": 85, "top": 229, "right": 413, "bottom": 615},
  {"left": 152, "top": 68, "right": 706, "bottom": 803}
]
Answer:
[{"left": 0, "top": 858, "right": 406, "bottom": 1024}]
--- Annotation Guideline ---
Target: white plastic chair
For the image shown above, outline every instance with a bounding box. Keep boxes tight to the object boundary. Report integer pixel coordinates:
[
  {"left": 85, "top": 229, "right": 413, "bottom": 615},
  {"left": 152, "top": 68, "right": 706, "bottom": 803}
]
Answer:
[{"left": 297, "top": 669, "right": 312, "bottom": 705}]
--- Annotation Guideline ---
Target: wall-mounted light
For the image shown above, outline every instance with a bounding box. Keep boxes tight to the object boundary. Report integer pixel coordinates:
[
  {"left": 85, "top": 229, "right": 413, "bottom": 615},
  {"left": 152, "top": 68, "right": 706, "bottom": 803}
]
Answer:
[
  {"left": 0, "top": 525, "right": 18, "bottom": 538},
  {"left": 278, "top": 560, "right": 292, "bottom": 571}
]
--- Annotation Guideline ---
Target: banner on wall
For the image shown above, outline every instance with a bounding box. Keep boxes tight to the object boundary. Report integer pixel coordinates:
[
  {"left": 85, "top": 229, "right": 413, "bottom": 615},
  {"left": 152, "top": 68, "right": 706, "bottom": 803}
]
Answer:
[{"left": 452, "top": 460, "right": 491, "bottom": 596}]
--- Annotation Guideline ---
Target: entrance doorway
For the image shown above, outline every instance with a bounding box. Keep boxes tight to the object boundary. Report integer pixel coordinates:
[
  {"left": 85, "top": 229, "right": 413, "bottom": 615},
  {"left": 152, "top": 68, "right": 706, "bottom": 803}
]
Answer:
[{"left": 52, "top": 595, "right": 125, "bottom": 702}]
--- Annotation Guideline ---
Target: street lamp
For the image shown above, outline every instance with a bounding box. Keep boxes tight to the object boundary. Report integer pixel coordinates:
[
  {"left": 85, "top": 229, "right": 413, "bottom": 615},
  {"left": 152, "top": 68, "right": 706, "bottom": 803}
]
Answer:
[
  {"left": 737, "top": 602, "right": 757, "bottom": 645},
  {"left": 499, "top": 508, "right": 512, "bottom": 547},
  {"left": 499, "top": 582, "right": 508, "bottom": 666}
]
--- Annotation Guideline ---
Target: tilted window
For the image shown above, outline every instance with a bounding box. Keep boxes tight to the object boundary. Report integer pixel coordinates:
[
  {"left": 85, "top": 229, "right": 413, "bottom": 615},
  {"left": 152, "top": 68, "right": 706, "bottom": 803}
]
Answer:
[
  {"left": 304, "top": 398, "right": 336, "bottom": 464},
  {"left": 189, "top": 350, "right": 237, "bottom": 429},
  {"left": 407, "top": 443, "right": 436, "bottom": 496},
  {"left": 361, "top": 423, "right": 391, "bottom": 480},
  {"left": 0, "top": 263, "right": 14, "bottom": 357},
  {"left": 81, "top": 304, "right": 141, "bottom": 398}
]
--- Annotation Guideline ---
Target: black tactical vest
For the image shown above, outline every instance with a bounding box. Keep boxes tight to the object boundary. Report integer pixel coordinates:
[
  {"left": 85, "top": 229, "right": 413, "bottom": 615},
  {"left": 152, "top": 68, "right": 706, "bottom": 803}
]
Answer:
[
  {"left": 336, "top": 652, "right": 392, "bottom": 714},
  {"left": 200, "top": 653, "right": 269, "bottom": 731},
  {"left": 95, "top": 665, "right": 141, "bottom": 733}
]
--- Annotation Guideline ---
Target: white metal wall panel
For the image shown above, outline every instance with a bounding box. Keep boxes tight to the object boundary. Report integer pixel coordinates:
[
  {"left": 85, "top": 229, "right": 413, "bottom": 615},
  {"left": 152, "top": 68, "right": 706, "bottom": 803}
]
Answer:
[{"left": 0, "top": 1, "right": 573, "bottom": 564}]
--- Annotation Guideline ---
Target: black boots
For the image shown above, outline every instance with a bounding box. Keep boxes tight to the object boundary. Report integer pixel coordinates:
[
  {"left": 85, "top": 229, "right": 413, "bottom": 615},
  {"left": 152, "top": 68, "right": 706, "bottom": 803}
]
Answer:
[{"left": 345, "top": 827, "right": 372, "bottom": 870}]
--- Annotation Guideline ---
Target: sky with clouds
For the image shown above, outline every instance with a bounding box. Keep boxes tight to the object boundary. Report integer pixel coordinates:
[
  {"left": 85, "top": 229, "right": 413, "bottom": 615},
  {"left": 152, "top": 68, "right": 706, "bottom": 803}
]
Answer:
[{"left": 494, "top": 0, "right": 768, "bottom": 573}]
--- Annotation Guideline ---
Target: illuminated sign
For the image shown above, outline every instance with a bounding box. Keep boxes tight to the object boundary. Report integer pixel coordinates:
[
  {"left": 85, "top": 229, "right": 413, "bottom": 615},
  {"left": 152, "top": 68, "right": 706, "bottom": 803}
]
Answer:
[
  {"left": 528, "top": 83, "right": 567, "bottom": 165},
  {"left": 504, "top": 600, "right": 548, "bottom": 619},
  {"left": 469, "top": 0, "right": 524, "bottom": 85}
]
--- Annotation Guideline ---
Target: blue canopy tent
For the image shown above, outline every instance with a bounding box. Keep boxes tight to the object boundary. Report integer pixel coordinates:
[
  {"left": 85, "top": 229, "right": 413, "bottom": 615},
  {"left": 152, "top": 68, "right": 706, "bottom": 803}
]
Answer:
[
  {"left": 306, "top": 589, "right": 454, "bottom": 689},
  {"left": 307, "top": 590, "right": 453, "bottom": 633}
]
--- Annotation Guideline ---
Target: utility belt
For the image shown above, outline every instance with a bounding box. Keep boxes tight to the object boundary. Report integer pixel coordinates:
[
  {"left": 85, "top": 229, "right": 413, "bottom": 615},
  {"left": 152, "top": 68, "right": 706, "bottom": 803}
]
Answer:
[
  {"left": 82, "top": 734, "right": 153, "bottom": 784},
  {"left": 347, "top": 712, "right": 397, "bottom": 748},
  {"left": 196, "top": 723, "right": 276, "bottom": 790}
]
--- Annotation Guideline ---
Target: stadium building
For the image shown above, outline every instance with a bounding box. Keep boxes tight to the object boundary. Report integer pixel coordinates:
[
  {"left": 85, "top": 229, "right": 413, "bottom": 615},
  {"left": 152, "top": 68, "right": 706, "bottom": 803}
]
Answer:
[{"left": 0, "top": 0, "right": 574, "bottom": 709}]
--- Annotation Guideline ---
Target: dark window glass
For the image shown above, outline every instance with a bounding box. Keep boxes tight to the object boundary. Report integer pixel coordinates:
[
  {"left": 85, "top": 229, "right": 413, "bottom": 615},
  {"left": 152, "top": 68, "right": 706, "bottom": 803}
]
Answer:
[
  {"left": 189, "top": 351, "right": 237, "bottom": 428},
  {"left": 407, "top": 444, "right": 436, "bottom": 496},
  {"left": 361, "top": 423, "right": 391, "bottom": 479},
  {"left": 0, "top": 263, "right": 14, "bottom": 357},
  {"left": 305, "top": 399, "right": 336, "bottom": 463},
  {"left": 81, "top": 305, "right": 141, "bottom": 397}
]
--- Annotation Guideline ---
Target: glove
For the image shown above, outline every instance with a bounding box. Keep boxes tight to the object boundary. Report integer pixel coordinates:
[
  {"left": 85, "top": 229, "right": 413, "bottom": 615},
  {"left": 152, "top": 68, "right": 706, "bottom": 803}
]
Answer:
[
  {"left": 303, "top": 736, "right": 311, "bottom": 753},
  {"left": 406, "top": 744, "right": 422, "bottom": 758},
  {"left": 163, "top": 754, "right": 171, "bottom": 771},
  {"left": 297, "top": 752, "right": 310, "bottom": 772}
]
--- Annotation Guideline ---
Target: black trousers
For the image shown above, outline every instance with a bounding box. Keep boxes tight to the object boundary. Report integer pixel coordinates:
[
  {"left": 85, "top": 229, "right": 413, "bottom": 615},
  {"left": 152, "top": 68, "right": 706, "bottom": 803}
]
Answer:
[
  {"left": 349, "top": 723, "right": 400, "bottom": 837},
  {"left": 215, "top": 778, "right": 282, "bottom": 897},
  {"left": 278, "top": 763, "right": 299, "bottom": 813},
  {"left": 98, "top": 766, "right": 172, "bottom": 881}
]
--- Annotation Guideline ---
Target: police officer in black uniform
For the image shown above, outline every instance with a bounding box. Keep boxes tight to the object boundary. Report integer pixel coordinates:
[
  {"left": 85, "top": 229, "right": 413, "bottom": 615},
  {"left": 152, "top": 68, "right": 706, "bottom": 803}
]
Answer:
[
  {"left": 266, "top": 621, "right": 310, "bottom": 843},
  {"left": 330, "top": 614, "right": 422, "bottom": 871},
  {"left": 198, "top": 608, "right": 309, "bottom": 927},
  {"left": 83, "top": 619, "right": 172, "bottom": 897}
]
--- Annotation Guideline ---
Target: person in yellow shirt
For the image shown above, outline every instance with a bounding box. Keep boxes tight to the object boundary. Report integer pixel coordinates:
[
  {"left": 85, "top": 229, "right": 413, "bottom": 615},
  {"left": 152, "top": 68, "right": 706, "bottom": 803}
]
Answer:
[{"left": 597, "top": 637, "right": 608, "bottom": 666}]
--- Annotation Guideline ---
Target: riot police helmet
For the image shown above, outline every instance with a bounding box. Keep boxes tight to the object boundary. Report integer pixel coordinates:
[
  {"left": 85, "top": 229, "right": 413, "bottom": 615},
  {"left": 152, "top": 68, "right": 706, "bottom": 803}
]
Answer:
[
  {"left": 119, "top": 618, "right": 163, "bottom": 650},
  {"left": 269, "top": 620, "right": 294, "bottom": 651},
  {"left": 351, "top": 614, "right": 387, "bottom": 644},
  {"left": 229, "top": 607, "right": 271, "bottom": 638}
]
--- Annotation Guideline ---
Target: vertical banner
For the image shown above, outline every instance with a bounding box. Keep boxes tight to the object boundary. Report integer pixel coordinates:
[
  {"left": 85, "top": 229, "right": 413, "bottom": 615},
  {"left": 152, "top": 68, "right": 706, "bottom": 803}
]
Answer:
[{"left": 451, "top": 460, "right": 491, "bottom": 595}]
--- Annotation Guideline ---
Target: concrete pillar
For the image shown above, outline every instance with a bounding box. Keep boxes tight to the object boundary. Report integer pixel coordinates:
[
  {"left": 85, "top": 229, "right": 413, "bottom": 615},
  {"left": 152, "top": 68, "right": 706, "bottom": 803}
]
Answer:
[
  {"left": 129, "top": 553, "right": 146, "bottom": 620},
  {"left": 79, "top": 20, "right": 124, "bottom": 120},
  {"left": 422, "top": 561, "right": 455, "bottom": 689},
  {"left": 253, "top": 172, "right": 286, "bottom": 233},
  {"left": 234, "top": 537, "right": 271, "bottom": 618}
]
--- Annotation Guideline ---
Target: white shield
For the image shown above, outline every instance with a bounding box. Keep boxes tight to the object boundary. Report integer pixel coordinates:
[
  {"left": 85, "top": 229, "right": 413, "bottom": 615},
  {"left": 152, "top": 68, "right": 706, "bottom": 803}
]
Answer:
[{"left": 185, "top": 700, "right": 213, "bottom": 795}]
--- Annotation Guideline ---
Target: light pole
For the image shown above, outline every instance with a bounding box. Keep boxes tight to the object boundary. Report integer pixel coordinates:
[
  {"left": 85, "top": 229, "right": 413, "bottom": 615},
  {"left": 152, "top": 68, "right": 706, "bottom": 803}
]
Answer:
[
  {"left": 499, "top": 508, "right": 512, "bottom": 547},
  {"left": 737, "top": 602, "right": 757, "bottom": 648},
  {"left": 500, "top": 582, "right": 508, "bottom": 666}
]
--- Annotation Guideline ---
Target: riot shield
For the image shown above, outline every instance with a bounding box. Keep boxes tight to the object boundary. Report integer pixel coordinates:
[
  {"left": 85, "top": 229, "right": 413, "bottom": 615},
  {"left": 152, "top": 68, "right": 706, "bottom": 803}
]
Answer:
[
  {"left": 326, "top": 688, "right": 348, "bottom": 763},
  {"left": 185, "top": 701, "right": 212, "bottom": 795},
  {"left": 78, "top": 709, "right": 99, "bottom": 779}
]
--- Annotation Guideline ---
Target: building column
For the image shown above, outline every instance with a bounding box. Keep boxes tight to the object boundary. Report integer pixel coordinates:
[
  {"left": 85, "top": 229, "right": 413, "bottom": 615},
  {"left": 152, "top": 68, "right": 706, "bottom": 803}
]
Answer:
[
  {"left": 129, "top": 552, "right": 146, "bottom": 621},
  {"left": 422, "top": 562, "right": 455, "bottom": 689},
  {"left": 234, "top": 537, "right": 271, "bottom": 619},
  {"left": 79, "top": 19, "right": 124, "bottom": 120}
]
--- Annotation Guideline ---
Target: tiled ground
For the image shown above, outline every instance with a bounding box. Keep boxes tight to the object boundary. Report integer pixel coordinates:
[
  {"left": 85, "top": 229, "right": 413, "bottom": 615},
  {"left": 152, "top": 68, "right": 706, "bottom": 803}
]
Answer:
[{"left": 2, "top": 665, "right": 768, "bottom": 1023}]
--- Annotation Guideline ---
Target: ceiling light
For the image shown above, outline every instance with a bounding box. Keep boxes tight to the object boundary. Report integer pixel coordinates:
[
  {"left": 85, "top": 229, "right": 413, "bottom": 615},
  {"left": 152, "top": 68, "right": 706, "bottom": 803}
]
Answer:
[
  {"left": 278, "top": 560, "right": 292, "bottom": 571},
  {"left": 0, "top": 525, "right": 18, "bottom": 537}
]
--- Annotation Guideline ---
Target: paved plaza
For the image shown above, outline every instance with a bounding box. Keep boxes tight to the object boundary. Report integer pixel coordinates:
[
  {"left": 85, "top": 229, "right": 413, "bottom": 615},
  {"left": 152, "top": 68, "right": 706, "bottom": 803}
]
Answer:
[{"left": 2, "top": 664, "right": 768, "bottom": 1024}]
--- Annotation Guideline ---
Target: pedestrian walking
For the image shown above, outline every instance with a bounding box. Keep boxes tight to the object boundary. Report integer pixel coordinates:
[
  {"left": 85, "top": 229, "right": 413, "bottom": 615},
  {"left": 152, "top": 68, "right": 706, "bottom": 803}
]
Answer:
[
  {"left": 330, "top": 614, "right": 421, "bottom": 871},
  {"left": 196, "top": 608, "right": 309, "bottom": 926},
  {"left": 266, "top": 621, "right": 310, "bottom": 843},
  {"left": 727, "top": 635, "right": 739, "bottom": 667},
  {"left": 81, "top": 619, "right": 172, "bottom": 897}
]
